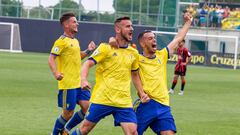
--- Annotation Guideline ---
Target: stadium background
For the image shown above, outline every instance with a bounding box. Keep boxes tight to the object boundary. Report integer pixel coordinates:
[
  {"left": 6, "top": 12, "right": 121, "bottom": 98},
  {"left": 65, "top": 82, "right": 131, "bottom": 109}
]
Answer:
[{"left": 0, "top": 0, "right": 240, "bottom": 135}]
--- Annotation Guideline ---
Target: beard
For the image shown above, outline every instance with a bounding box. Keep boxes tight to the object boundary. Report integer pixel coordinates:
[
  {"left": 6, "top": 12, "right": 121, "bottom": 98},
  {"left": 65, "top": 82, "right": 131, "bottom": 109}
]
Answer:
[
  {"left": 70, "top": 28, "right": 78, "bottom": 34},
  {"left": 72, "top": 29, "right": 78, "bottom": 34},
  {"left": 121, "top": 32, "right": 131, "bottom": 42}
]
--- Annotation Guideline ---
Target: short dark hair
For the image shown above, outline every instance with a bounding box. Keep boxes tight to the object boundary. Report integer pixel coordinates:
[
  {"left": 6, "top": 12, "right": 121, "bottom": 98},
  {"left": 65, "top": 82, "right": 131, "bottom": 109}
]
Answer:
[
  {"left": 137, "top": 30, "right": 152, "bottom": 42},
  {"left": 114, "top": 16, "right": 130, "bottom": 25},
  {"left": 60, "top": 12, "right": 76, "bottom": 25}
]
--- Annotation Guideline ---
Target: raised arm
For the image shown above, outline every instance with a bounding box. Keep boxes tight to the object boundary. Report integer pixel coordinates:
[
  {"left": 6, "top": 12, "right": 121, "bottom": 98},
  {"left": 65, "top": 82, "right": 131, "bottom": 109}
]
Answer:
[
  {"left": 80, "top": 41, "right": 96, "bottom": 59},
  {"left": 167, "top": 12, "right": 193, "bottom": 55},
  {"left": 131, "top": 70, "right": 150, "bottom": 103}
]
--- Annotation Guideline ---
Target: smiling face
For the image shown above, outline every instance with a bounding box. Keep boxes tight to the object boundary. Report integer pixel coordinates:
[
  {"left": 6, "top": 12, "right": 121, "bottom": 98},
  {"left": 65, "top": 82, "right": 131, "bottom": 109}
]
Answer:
[
  {"left": 140, "top": 32, "right": 157, "bottom": 54},
  {"left": 115, "top": 18, "right": 134, "bottom": 42},
  {"left": 64, "top": 16, "right": 79, "bottom": 34}
]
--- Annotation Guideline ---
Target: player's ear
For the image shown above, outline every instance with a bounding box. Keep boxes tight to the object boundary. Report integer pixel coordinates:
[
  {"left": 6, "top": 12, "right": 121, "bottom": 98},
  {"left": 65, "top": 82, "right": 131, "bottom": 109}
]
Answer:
[
  {"left": 139, "top": 40, "right": 145, "bottom": 48},
  {"left": 114, "top": 24, "right": 121, "bottom": 34},
  {"left": 63, "top": 21, "right": 69, "bottom": 28}
]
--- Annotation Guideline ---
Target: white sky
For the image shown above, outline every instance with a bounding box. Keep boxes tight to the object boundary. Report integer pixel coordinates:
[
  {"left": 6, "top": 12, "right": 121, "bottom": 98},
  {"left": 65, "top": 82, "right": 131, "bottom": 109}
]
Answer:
[{"left": 21, "top": 0, "right": 114, "bottom": 12}]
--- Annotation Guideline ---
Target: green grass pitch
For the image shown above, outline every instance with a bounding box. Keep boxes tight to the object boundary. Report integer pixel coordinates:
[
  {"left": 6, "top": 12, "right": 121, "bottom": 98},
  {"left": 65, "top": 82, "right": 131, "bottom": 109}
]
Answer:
[{"left": 0, "top": 52, "right": 240, "bottom": 135}]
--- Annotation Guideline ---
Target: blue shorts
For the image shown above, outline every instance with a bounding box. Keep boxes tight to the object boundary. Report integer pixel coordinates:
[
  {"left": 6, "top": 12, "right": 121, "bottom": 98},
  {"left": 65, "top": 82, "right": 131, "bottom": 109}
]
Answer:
[
  {"left": 134, "top": 99, "right": 176, "bottom": 135},
  {"left": 58, "top": 88, "right": 90, "bottom": 110},
  {"left": 85, "top": 103, "right": 137, "bottom": 126}
]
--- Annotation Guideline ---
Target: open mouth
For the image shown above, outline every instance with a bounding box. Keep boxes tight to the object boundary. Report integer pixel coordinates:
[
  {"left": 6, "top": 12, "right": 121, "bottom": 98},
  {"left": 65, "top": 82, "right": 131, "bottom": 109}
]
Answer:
[
  {"left": 128, "top": 32, "right": 133, "bottom": 37},
  {"left": 152, "top": 44, "right": 157, "bottom": 50}
]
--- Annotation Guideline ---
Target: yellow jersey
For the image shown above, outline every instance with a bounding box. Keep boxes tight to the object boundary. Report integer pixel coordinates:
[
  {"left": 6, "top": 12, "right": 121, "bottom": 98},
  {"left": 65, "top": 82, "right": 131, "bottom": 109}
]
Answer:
[
  {"left": 89, "top": 43, "right": 139, "bottom": 108},
  {"left": 50, "top": 35, "right": 81, "bottom": 89},
  {"left": 138, "top": 48, "right": 170, "bottom": 106}
]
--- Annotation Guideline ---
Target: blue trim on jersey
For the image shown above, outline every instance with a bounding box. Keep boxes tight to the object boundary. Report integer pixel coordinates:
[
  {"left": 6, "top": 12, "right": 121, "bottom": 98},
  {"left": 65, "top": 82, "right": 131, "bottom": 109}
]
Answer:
[
  {"left": 131, "top": 68, "right": 139, "bottom": 72},
  {"left": 119, "top": 44, "right": 128, "bottom": 48},
  {"left": 50, "top": 53, "right": 59, "bottom": 56},
  {"left": 166, "top": 47, "right": 170, "bottom": 59},
  {"left": 88, "top": 57, "right": 97, "bottom": 64},
  {"left": 85, "top": 103, "right": 137, "bottom": 126},
  {"left": 62, "top": 34, "right": 74, "bottom": 39},
  {"left": 140, "top": 53, "right": 156, "bottom": 59},
  {"left": 135, "top": 99, "right": 176, "bottom": 134}
]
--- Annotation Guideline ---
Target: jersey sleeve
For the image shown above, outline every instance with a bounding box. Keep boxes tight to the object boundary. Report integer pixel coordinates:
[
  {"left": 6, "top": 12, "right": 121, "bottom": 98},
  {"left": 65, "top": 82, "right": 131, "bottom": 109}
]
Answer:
[
  {"left": 187, "top": 50, "right": 191, "bottom": 57},
  {"left": 89, "top": 43, "right": 109, "bottom": 64},
  {"left": 50, "top": 39, "right": 66, "bottom": 55},
  {"left": 157, "top": 47, "right": 169, "bottom": 64}
]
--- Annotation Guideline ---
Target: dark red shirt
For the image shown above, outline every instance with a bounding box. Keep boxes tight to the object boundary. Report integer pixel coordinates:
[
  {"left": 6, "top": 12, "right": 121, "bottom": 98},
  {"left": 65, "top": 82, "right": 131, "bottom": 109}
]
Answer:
[{"left": 175, "top": 47, "right": 191, "bottom": 71}]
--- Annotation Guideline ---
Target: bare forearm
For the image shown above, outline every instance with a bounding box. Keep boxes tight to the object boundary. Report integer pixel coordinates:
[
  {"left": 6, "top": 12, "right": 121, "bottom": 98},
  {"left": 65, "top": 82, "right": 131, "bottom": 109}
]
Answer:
[
  {"left": 131, "top": 71, "right": 145, "bottom": 96},
  {"left": 132, "top": 71, "right": 150, "bottom": 103},
  {"left": 80, "top": 50, "right": 88, "bottom": 59},
  {"left": 168, "top": 13, "right": 192, "bottom": 54},
  {"left": 186, "top": 56, "right": 191, "bottom": 65},
  {"left": 81, "top": 60, "right": 95, "bottom": 90},
  {"left": 48, "top": 55, "right": 57, "bottom": 75},
  {"left": 81, "top": 41, "right": 96, "bottom": 59},
  {"left": 175, "top": 20, "right": 192, "bottom": 41},
  {"left": 81, "top": 60, "right": 94, "bottom": 80}
]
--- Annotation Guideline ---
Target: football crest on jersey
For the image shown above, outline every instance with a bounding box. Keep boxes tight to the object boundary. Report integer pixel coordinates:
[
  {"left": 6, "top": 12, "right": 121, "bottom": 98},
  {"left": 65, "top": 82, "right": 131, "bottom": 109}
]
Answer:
[{"left": 53, "top": 46, "right": 60, "bottom": 53}]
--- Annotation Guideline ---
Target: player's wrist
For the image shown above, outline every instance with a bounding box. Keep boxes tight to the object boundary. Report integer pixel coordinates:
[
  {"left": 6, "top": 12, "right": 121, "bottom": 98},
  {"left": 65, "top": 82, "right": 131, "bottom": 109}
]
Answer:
[
  {"left": 81, "top": 77, "right": 88, "bottom": 81},
  {"left": 84, "top": 49, "right": 92, "bottom": 55}
]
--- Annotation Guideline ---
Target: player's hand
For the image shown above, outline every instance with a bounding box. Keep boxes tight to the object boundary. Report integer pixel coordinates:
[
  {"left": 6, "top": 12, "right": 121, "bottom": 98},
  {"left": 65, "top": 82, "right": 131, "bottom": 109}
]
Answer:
[
  {"left": 88, "top": 41, "right": 96, "bottom": 51},
  {"left": 81, "top": 79, "right": 92, "bottom": 90},
  {"left": 181, "top": 62, "right": 187, "bottom": 66},
  {"left": 108, "top": 37, "right": 119, "bottom": 49},
  {"left": 183, "top": 12, "right": 193, "bottom": 23},
  {"left": 139, "top": 92, "right": 150, "bottom": 103},
  {"left": 54, "top": 72, "right": 63, "bottom": 80}
]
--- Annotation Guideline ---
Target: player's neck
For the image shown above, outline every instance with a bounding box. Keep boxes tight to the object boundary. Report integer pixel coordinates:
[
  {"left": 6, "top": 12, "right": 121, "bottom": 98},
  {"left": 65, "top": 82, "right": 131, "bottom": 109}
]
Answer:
[
  {"left": 143, "top": 51, "right": 156, "bottom": 59},
  {"left": 63, "top": 31, "right": 75, "bottom": 38},
  {"left": 115, "top": 36, "right": 129, "bottom": 47}
]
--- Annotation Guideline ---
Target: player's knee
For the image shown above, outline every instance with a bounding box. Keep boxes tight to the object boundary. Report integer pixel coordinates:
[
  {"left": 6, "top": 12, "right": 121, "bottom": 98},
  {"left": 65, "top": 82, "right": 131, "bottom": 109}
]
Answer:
[
  {"left": 128, "top": 126, "right": 138, "bottom": 135},
  {"left": 78, "top": 101, "right": 90, "bottom": 114},
  {"left": 131, "top": 130, "right": 138, "bottom": 135},
  {"left": 81, "top": 105, "right": 89, "bottom": 114},
  {"left": 160, "top": 130, "right": 175, "bottom": 135},
  {"left": 173, "top": 79, "right": 178, "bottom": 84},
  {"left": 182, "top": 79, "right": 186, "bottom": 84}
]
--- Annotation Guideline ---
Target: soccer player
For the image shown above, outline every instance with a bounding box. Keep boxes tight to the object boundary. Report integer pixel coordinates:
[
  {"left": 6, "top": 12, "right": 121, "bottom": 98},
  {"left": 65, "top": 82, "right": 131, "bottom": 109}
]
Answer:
[
  {"left": 169, "top": 40, "right": 192, "bottom": 96},
  {"left": 48, "top": 12, "right": 96, "bottom": 135},
  {"left": 71, "top": 16, "right": 150, "bottom": 135},
  {"left": 134, "top": 12, "right": 192, "bottom": 135}
]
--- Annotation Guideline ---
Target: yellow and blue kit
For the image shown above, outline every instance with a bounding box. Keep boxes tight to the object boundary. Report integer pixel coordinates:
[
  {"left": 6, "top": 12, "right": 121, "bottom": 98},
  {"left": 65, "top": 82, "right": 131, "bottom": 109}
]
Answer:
[
  {"left": 135, "top": 47, "right": 176, "bottom": 134},
  {"left": 85, "top": 43, "right": 139, "bottom": 126}
]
